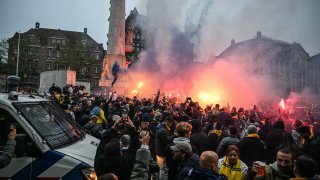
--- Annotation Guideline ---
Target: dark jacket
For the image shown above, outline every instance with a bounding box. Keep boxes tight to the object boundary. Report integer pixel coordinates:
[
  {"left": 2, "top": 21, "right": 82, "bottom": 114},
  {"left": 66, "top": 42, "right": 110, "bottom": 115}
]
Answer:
[
  {"left": 190, "top": 130, "right": 211, "bottom": 155},
  {"left": 265, "top": 129, "right": 284, "bottom": 164},
  {"left": 149, "top": 120, "right": 159, "bottom": 159},
  {"left": 155, "top": 126, "right": 173, "bottom": 157},
  {"left": 258, "top": 124, "right": 273, "bottom": 142},
  {"left": 0, "top": 139, "right": 16, "bottom": 169},
  {"left": 94, "top": 127, "right": 140, "bottom": 179},
  {"left": 130, "top": 148, "right": 150, "bottom": 180},
  {"left": 237, "top": 135, "right": 266, "bottom": 167},
  {"left": 176, "top": 153, "right": 200, "bottom": 180},
  {"left": 184, "top": 166, "right": 227, "bottom": 180},
  {"left": 304, "top": 133, "right": 320, "bottom": 174},
  {"left": 166, "top": 137, "right": 199, "bottom": 180},
  {"left": 207, "top": 131, "right": 223, "bottom": 152}
]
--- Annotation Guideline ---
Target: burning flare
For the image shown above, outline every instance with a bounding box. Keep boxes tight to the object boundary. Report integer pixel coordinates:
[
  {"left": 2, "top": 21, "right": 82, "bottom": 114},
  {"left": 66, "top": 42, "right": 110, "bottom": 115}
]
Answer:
[
  {"left": 137, "top": 82, "right": 144, "bottom": 89},
  {"left": 198, "top": 92, "right": 221, "bottom": 106},
  {"left": 280, "top": 98, "right": 286, "bottom": 110}
]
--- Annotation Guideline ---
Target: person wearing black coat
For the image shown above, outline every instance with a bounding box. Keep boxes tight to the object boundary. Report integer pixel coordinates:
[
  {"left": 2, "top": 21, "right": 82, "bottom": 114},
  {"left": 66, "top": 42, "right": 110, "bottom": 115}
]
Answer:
[
  {"left": 165, "top": 122, "right": 198, "bottom": 180},
  {"left": 265, "top": 120, "right": 285, "bottom": 164},
  {"left": 190, "top": 119, "right": 211, "bottom": 155},
  {"left": 237, "top": 125, "right": 266, "bottom": 167},
  {"left": 94, "top": 117, "right": 140, "bottom": 179},
  {"left": 155, "top": 117, "right": 174, "bottom": 168},
  {"left": 207, "top": 122, "right": 223, "bottom": 152}
]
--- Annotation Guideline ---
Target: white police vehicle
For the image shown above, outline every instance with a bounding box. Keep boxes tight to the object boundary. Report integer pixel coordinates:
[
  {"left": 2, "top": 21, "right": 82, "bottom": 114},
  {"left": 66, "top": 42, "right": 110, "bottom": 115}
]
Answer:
[{"left": 0, "top": 76, "right": 99, "bottom": 179}]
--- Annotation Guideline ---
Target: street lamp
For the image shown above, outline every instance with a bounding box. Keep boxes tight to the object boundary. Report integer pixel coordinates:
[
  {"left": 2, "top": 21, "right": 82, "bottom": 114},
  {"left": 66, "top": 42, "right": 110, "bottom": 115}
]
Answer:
[{"left": 16, "top": 30, "right": 21, "bottom": 76}]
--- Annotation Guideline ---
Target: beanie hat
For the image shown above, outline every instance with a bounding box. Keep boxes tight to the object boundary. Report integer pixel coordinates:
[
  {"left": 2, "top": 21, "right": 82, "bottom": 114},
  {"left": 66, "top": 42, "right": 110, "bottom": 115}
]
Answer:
[{"left": 247, "top": 125, "right": 257, "bottom": 134}]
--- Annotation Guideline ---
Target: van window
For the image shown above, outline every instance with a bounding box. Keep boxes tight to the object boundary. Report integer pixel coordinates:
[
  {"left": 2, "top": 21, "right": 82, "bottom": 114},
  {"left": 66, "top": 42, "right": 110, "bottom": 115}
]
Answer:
[
  {"left": 0, "top": 109, "right": 14, "bottom": 146},
  {"left": 13, "top": 102, "right": 84, "bottom": 149},
  {"left": 0, "top": 108, "right": 42, "bottom": 158}
]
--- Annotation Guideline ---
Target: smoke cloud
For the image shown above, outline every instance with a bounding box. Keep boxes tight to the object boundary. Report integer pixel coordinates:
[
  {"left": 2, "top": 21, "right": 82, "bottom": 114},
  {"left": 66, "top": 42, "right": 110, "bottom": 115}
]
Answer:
[{"left": 127, "top": 0, "right": 319, "bottom": 108}]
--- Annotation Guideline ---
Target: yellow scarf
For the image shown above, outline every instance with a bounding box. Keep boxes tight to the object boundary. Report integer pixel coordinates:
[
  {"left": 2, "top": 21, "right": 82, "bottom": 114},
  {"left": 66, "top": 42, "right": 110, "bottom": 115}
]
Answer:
[
  {"left": 219, "top": 157, "right": 242, "bottom": 180},
  {"left": 211, "top": 130, "right": 222, "bottom": 137},
  {"left": 247, "top": 133, "right": 259, "bottom": 139}
]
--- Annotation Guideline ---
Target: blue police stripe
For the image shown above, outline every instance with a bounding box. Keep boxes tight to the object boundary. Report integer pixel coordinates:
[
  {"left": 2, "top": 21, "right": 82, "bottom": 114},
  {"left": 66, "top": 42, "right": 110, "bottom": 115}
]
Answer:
[
  {"left": 11, "top": 150, "right": 64, "bottom": 180},
  {"left": 62, "top": 162, "right": 87, "bottom": 180}
]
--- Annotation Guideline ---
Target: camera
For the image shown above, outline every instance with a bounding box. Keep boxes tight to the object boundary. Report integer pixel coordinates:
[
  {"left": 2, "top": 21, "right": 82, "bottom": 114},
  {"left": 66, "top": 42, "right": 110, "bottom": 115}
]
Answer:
[
  {"left": 122, "top": 113, "right": 128, "bottom": 121},
  {"left": 10, "top": 124, "right": 16, "bottom": 130}
]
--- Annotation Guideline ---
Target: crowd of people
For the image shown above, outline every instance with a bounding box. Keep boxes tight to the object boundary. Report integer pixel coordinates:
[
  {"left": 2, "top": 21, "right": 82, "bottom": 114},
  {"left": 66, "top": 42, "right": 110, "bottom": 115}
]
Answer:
[{"left": 46, "top": 83, "right": 320, "bottom": 180}]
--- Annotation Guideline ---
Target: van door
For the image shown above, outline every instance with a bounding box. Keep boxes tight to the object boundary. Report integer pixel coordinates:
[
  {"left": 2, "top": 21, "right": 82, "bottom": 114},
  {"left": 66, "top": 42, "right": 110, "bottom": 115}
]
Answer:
[{"left": 0, "top": 107, "right": 88, "bottom": 179}]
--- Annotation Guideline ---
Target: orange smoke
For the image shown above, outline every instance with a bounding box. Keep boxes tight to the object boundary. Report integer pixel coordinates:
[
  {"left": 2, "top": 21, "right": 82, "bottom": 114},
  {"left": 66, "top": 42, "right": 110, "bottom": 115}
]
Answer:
[{"left": 127, "top": 56, "right": 272, "bottom": 108}]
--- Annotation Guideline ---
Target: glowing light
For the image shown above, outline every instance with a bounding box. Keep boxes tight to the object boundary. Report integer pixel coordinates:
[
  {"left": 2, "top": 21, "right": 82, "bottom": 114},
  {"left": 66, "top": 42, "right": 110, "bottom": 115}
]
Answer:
[
  {"left": 137, "top": 82, "right": 144, "bottom": 89},
  {"left": 213, "top": 94, "right": 220, "bottom": 101},
  {"left": 198, "top": 92, "right": 221, "bottom": 106},
  {"left": 199, "top": 92, "right": 209, "bottom": 102},
  {"left": 280, "top": 98, "right": 285, "bottom": 110},
  {"left": 131, "top": 90, "right": 138, "bottom": 94}
]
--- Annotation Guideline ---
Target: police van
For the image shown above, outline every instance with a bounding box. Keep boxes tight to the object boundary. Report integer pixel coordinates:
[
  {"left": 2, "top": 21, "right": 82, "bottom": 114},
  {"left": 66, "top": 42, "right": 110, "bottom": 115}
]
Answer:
[{"left": 0, "top": 76, "right": 99, "bottom": 179}]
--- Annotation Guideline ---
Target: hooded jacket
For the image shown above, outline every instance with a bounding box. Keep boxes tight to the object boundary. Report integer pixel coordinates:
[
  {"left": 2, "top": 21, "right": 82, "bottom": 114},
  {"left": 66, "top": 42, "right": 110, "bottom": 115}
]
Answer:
[
  {"left": 238, "top": 134, "right": 266, "bottom": 167},
  {"left": 242, "top": 162, "right": 292, "bottom": 180},
  {"left": 176, "top": 153, "right": 200, "bottom": 180},
  {"left": 94, "top": 127, "right": 140, "bottom": 180},
  {"left": 166, "top": 137, "right": 198, "bottom": 180}
]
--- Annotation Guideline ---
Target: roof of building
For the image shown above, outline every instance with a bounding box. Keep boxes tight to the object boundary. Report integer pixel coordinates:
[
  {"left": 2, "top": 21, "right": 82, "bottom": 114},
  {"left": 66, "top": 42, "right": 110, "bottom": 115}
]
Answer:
[
  {"left": 216, "top": 31, "right": 310, "bottom": 62},
  {"left": 11, "top": 27, "right": 103, "bottom": 49}
]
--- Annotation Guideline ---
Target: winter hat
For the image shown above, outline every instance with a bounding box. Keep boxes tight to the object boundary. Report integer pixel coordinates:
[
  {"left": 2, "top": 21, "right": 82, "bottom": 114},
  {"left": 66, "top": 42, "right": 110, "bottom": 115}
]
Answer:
[
  {"left": 247, "top": 125, "right": 257, "bottom": 134},
  {"left": 112, "top": 115, "right": 121, "bottom": 121},
  {"left": 170, "top": 141, "right": 192, "bottom": 154}
]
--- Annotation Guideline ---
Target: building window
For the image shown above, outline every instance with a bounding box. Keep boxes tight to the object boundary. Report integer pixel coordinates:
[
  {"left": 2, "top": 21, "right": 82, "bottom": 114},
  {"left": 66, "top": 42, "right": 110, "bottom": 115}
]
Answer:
[
  {"left": 29, "top": 35, "right": 34, "bottom": 42},
  {"left": 57, "top": 39, "right": 61, "bottom": 45},
  {"left": 81, "top": 67, "right": 87, "bottom": 75},
  {"left": 96, "top": 53, "right": 100, "bottom": 60},
  {"left": 21, "top": 61, "right": 26, "bottom": 68},
  {"left": 82, "top": 40, "right": 87, "bottom": 47},
  {"left": 47, "top": 48, "right": 52, "bottom": 58},
  {"left": 34, "top": 60, "right": 39, "bottom": 68},
  {"left": 34, "top": 47, "right": 39, "bottom": 55},
  {"left": 81, "top": 52, "right": 86, "bottom": 59},
  {"left": 94, "top": 80, "right": 99, "bottom": 87},
  {"left": 28, "top": 49, "right": 33, "bottom": 55},
  {"left": 46, "top": 64, "right": 51, "bottom": 70},
  {"left": 28, "top": 61, "right": 32, "bottom": 68},
  {"left": 62, "top": 39, "right": 65, "bottom": 45},
  {"left": 56, "top": 50, "right": 61, "bottom": 58},
  {"left": 52, "top": 39, "right": 56, "bottom": 45}
]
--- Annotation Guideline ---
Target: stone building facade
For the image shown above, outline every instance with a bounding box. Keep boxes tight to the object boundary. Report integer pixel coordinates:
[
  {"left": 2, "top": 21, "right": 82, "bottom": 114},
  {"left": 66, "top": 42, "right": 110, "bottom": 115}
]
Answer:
[
  {"left": 211, "top": 31, "right": 320, "bottom": 100},
  {"left": 7, "top": 22, "right": 104, "bottom": 91}
]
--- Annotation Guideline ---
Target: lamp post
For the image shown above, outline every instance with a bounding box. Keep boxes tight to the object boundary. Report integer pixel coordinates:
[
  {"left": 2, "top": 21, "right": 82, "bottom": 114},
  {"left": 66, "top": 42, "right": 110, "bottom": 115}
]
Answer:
[{"left": 16, "top": 30, "right": 20, "bottom": 76}]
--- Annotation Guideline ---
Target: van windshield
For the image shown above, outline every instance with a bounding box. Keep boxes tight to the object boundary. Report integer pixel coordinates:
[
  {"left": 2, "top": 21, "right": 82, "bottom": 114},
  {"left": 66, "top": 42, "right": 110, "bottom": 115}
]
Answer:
[{"left": 14, "top": 101, "right": 84, "bottom": 149}]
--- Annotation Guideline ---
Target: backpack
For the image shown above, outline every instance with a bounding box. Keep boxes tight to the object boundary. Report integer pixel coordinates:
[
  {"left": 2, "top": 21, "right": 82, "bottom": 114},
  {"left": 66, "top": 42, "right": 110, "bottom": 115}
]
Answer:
[{"left": 90, "top": 106, "right": 101, "bottom": 116}]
